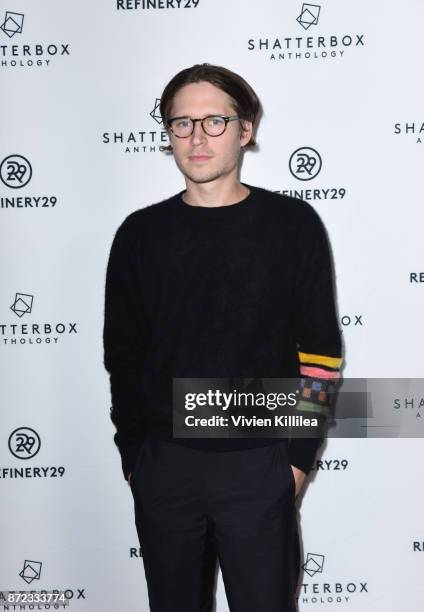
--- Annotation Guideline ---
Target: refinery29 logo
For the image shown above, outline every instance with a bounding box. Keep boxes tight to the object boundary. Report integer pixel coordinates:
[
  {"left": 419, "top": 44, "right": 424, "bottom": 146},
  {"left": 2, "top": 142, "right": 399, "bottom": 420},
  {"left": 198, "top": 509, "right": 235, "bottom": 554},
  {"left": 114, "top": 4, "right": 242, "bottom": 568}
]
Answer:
[{"left": 0, "top": 155, "right": 32, "bottom": 189}]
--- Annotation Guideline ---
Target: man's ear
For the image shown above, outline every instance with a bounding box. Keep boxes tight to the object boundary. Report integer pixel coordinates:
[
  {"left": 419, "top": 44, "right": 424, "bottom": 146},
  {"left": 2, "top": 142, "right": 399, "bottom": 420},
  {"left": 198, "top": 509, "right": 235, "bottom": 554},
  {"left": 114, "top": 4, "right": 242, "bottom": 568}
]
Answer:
[
  {"left": 240, "top": 120, "right": 253, "bottom": 146},
  {"left": 159, "top": 127, "right": 174, "bottom": 152}
]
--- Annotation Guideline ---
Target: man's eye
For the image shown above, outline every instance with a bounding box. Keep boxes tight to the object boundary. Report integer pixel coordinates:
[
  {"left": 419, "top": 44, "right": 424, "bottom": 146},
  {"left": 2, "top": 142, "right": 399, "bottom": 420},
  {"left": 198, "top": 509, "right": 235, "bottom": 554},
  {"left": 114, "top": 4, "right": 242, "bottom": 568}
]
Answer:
[
  {"left": 177, "top": 119, "right": 190, "bottom": 128},
  {"left": 209, "top": 116, "right": 225, "bottom": 126}
]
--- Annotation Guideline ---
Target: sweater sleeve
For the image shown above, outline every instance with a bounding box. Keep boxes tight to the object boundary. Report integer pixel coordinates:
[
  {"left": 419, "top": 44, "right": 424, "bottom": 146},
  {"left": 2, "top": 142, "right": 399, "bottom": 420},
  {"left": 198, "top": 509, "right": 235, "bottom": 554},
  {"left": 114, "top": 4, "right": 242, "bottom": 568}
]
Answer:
[
  {"left": 103, "top": 213, "right": 150, "bottom": 481},
  {"left": 288, "top": 202, "right": 343, "bottom": 475}
]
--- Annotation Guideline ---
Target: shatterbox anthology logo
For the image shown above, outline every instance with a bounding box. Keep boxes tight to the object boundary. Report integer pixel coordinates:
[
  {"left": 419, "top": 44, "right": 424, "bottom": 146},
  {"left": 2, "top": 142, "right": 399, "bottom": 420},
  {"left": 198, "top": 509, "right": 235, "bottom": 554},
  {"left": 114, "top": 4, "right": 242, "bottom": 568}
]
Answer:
[
  {"left": 14, "top": 559, "right": 87, "bottom": 603},
  {"left": 19, "top": 560, "right": 42, "bottom": 584},
  {"left": 0, "top": 154, "right": 58, "bottom": 209},
  {"left": 102, "top": 97, "right": 169, "bottom": 154},
  {"left": 393, "top": 394, "right": 424, "bottom": 419},
  {"left": 150, "top": 98, "right": 162, "bottom": 124},
  {"left": 340, "top": 313, "right": 363, "bottom": 331},
  {"left": 296, "top": 4, "right": 320, "bottom": 30},
  {"left": 0, "top": 10, "right": 70, "bottom": 69},
  {"left": 394, "top": 121, "right": 423, "bottom": 144},
  {"left": 0, "top": 11, "right": 24, "bottom": 37},
  {"left": 1, "top": 293, "right": 78, "bottom": 346},
  {"left": 298, "top": 552, "right": 369, "bottom": 605},
  {"left": 248, "top": 3, "right": 365, "bottom": 62},
  {"left": 10, "top": 292, "right": 33, "bottom": 317},
  {"left": 303, "top": 552, "right": 325, "bottom": 577},
  {"left": 274, "top": 146, "right": 347, "bottom": 202}
]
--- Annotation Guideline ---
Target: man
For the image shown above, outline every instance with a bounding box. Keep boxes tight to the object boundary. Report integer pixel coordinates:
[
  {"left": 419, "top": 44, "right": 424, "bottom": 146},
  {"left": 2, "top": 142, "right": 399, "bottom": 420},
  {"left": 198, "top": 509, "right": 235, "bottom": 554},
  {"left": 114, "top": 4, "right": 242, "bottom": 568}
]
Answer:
[{"left": 103, "top": 63, "right": 343, "bottom": 612}]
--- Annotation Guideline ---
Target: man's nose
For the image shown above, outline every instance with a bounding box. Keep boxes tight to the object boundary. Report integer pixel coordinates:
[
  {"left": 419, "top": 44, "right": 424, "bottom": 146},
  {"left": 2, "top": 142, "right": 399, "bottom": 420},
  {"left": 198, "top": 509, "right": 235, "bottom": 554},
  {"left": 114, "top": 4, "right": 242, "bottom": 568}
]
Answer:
[{"left": 190, "top": 120, "right": 207, "bottom": 145}]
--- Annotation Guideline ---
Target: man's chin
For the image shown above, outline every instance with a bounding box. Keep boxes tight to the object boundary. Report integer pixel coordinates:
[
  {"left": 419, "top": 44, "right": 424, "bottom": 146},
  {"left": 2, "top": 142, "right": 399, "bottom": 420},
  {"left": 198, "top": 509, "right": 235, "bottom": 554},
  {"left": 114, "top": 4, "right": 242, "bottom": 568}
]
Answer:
[{"left": 183, "top": 170, "right": 223, "bottom": 185}]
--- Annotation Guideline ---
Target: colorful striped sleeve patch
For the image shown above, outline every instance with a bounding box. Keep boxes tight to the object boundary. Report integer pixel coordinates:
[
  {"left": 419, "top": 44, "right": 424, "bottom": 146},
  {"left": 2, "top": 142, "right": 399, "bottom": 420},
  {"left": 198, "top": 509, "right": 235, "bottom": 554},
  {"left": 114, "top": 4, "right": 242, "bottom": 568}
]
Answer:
[{"left": 296, "top": 351, "right": 343, "bottom": 417}]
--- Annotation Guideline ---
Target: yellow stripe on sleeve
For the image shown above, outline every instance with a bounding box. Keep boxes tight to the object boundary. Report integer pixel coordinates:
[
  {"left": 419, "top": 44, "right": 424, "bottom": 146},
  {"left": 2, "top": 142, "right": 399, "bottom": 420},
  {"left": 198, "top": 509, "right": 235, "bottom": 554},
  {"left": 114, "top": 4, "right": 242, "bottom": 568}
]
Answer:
[{"left": 298, "top": 351, "right": 343, "bottom": 369}]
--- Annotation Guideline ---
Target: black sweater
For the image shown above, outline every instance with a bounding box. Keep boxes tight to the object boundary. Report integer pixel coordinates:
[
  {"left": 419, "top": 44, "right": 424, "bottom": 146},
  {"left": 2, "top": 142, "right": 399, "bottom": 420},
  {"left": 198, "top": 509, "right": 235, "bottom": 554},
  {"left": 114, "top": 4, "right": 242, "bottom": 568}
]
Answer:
[{"left": 103, "top": 184, "right": 343, "bottom": 481}]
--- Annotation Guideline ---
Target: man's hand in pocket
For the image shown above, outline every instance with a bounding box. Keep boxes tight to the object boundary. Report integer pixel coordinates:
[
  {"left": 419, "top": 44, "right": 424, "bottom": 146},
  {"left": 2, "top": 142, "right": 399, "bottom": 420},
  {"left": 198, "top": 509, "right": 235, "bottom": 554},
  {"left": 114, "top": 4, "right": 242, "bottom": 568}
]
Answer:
[{"left": 291, "top": 465, "right": 306, "bottom": 498}]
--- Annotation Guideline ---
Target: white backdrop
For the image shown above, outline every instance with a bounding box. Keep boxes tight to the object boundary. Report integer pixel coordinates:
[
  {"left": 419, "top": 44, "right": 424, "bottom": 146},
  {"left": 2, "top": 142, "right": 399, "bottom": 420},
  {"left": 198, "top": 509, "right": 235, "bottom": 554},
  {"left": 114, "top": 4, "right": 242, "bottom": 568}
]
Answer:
[{"left": 1, "top": 0, "right": 423, "bottom": 610}]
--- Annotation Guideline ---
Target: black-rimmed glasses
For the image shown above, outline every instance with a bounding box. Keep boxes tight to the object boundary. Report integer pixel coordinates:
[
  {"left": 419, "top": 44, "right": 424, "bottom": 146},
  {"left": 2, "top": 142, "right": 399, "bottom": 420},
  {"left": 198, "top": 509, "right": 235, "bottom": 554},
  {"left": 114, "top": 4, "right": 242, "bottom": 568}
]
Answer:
[{"left": 167, "top": 115, "right": 240, "bottom": 138}]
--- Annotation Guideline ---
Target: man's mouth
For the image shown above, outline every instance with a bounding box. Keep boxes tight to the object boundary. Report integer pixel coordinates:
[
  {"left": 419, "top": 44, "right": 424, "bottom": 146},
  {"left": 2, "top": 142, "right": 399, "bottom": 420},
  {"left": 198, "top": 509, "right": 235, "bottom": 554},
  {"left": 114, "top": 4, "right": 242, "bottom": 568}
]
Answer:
[{"left": 188, "top": 155, "right": 211, "bottom": 161}]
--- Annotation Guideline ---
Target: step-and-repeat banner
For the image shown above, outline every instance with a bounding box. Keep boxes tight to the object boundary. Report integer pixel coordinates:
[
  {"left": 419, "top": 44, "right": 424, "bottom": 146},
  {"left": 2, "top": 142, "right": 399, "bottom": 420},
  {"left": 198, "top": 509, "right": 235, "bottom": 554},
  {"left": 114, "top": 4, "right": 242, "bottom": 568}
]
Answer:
[{"left": 2, "top": 1, "right": 423, "bottom": 610}]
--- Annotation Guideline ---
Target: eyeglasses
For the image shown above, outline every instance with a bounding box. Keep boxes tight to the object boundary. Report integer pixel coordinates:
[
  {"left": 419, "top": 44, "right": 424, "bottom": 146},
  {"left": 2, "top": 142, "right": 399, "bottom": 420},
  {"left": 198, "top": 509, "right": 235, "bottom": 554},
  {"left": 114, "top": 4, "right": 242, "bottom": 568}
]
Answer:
[{"left": 167, "top": 115, "right": 240, "bottom": 138}]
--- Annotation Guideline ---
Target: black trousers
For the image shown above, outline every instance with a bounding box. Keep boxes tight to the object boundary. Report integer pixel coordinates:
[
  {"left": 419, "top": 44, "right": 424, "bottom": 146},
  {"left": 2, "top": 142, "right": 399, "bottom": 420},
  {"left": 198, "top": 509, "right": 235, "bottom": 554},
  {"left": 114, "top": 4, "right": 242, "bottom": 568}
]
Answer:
[{"left": 130, "top": 435, "right": 300, "bottom": 612}]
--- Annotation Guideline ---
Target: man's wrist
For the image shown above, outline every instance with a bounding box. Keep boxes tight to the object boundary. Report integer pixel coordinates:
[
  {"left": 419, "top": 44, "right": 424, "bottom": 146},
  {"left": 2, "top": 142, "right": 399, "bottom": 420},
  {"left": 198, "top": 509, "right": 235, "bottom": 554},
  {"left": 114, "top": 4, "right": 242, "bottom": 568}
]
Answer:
[
  {"left": 288, "top": 437, "right": 322, "bottom": 476},
  {"left": 118, "top": 443, "right": 142, "bottom": 482}
]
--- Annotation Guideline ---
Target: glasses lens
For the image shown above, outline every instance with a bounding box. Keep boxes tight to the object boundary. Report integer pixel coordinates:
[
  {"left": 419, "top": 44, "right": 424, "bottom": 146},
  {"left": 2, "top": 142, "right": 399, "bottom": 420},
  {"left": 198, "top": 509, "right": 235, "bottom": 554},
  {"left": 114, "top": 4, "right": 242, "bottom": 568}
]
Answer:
[
  {"left": 202, "top": 116, "right": 226, "bottom": 136},
  {"left": 170, "top": 117, "right": 193, "bottom": 137}
]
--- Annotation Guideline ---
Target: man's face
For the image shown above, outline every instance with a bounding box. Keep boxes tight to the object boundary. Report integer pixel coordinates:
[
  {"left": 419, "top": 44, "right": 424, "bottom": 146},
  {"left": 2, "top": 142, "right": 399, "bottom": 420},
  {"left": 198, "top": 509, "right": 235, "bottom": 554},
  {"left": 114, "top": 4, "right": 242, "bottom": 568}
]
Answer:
[{"left": 167, "top": 81, "right": 253, "bottom": 186}]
